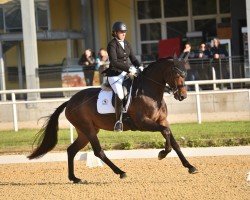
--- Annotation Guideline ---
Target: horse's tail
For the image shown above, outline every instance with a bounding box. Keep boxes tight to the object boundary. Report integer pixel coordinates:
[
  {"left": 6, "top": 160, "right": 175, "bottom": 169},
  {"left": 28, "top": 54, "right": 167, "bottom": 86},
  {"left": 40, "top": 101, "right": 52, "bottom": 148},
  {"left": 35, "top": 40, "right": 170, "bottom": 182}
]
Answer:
[{"left": 27, "top": 101, "right": 68, "bottom": 159}]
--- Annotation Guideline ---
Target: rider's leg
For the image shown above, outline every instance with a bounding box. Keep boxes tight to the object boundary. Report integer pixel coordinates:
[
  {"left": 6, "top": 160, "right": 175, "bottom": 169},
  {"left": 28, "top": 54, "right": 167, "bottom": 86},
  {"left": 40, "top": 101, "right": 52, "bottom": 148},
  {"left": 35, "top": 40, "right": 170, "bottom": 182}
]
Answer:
[
  {"left": 114, "top": 94, "right": 123, "bottom": 131},
  {"left": 107, "top": 72, "right": 126, "bottom": 132}
]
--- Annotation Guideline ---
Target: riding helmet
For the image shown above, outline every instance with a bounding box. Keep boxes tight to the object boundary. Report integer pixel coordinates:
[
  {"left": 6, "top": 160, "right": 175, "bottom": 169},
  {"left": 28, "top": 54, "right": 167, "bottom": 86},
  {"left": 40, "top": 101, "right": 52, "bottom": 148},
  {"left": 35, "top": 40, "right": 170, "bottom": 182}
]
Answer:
[{"left": 112, "top": 21, "right": 127, "bottom": 33}]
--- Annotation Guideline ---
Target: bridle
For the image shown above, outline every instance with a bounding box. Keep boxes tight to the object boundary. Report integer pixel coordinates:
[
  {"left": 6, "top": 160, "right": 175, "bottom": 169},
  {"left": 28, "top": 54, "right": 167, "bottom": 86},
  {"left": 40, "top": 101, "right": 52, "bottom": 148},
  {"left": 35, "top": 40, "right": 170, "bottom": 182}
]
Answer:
[
  {"left": 141, "top": 63, "right": 187, "bottom": 95},
  {"left": 169, "top": 66, "right": 187, "bottom": 95}
]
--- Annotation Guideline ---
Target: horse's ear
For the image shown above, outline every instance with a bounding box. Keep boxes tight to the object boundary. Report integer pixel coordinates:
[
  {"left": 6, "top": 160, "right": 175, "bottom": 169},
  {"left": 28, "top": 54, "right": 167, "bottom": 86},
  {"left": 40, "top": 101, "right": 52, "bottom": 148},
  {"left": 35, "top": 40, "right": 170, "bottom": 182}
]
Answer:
[
  {"left": 173, "top": 53, "right": 178, "bottom": 64},
  {"left": 173, "top": 53, "right": 178, "bottom": 60}
]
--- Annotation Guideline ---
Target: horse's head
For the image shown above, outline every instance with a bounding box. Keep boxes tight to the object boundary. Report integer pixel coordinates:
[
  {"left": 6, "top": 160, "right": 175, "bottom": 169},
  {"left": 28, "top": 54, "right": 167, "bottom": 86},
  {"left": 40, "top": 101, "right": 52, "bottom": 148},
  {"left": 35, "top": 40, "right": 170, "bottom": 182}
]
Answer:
[
  {"left": 170, "top": 54, "right": 188, "bottom": 101},
  {"left": 140, "top": 56, "right": 188, "bottom": 101}
]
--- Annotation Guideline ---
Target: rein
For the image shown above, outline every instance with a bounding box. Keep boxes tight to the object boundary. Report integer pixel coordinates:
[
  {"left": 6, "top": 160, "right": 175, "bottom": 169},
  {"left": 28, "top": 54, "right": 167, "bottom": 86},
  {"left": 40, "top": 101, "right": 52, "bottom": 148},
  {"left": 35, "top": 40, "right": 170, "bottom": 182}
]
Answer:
[
  {"left": 141, "top": 74, "right": 173, "bottom": 94},
  {"left": 140, "top": 65, "right": 185, "bottom": 94}
]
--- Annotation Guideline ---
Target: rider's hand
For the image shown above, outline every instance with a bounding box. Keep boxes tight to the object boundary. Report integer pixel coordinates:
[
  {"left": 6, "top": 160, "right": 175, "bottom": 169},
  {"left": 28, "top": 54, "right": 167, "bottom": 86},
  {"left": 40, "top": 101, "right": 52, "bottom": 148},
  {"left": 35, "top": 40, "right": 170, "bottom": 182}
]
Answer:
[
  {"left": 129, "top": 66, "right": 138, "bottom": 77},
  {"left": 138, "top": 65, "right": 144, "bottom": 72}
]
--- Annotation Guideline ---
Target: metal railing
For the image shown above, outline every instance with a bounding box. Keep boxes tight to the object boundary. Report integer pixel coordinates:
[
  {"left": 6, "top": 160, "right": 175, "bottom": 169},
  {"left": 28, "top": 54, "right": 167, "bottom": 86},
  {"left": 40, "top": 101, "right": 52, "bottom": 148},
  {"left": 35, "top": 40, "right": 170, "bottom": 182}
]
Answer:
[
  {"left": 184, "top": 78, "right": 250, "bottom": 124},
  {"left": 0, "top": 79, "right": 250, "bottom": 138},
  {"left": 2, "top": 56, "right": 248, "bottom": 101}
]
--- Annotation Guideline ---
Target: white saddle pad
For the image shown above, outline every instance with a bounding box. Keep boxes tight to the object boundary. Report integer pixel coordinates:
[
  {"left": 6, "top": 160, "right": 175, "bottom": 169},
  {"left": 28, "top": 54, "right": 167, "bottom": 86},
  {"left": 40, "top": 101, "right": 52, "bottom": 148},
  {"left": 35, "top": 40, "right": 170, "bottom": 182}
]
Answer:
[
  {"left": 97, "top": 90, "right": 115, "bottom": 114},
  {"left": 97, "top": 89, "right": 132, "bottom": 114}
]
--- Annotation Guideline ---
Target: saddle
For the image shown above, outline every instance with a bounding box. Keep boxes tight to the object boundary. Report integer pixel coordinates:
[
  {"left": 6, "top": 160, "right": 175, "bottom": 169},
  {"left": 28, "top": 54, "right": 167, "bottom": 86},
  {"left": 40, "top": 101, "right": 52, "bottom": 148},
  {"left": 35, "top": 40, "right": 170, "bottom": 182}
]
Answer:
[{"left": 97, "top": 76, "right": 133, "bottom": 114}]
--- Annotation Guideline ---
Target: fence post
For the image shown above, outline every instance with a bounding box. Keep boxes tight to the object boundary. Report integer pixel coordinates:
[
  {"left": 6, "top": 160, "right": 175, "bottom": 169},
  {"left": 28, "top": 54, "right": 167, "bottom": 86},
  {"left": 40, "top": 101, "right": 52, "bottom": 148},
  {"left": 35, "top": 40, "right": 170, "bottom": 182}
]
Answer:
[
  {"left": 70, "top": 123, "right": 74, "bottom": 143},
  {"left": 218, "top": 58, "right": 225, "bottom": 89},
  {"left": 195, "top": 83, "right": 202, "bottom": 124},
  {"left": 0, "top": 42, "right": 6, "bottom": 101},
  {"left": 212, "top": 67, "right": 217, "bottom": 90},
  {"left": 248, "top": 90, "right": 250, "bottom": 119},
  {"left": 11, "top": 93, "right": 18, "bottom": 132}
]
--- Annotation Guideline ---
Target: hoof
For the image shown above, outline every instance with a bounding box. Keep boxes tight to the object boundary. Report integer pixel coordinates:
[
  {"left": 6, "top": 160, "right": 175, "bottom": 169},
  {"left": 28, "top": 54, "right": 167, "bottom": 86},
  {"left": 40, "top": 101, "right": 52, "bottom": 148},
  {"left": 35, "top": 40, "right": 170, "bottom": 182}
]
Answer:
[
  {"left": 120, "top": 172, "right": 127, "bottom": 179},
  {"left": 188, "top": 167, "right": 198, "bottom": 174},
  {"left": 74, "top": 180, "right": 88, "bottom": 184},
  {"left": 158, "top": 150, "right": 168, "bottom": 160},
  {"left": 70, "top": 177, "right": 87, "bottom": 184}
]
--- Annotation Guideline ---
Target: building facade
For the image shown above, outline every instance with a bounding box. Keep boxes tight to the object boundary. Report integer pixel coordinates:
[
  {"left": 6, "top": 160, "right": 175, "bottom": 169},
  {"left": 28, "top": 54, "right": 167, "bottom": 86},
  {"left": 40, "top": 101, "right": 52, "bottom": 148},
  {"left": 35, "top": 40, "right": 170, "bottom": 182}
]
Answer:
[{"left": 0, "top": 0, "right": 248, "bottom": 94}]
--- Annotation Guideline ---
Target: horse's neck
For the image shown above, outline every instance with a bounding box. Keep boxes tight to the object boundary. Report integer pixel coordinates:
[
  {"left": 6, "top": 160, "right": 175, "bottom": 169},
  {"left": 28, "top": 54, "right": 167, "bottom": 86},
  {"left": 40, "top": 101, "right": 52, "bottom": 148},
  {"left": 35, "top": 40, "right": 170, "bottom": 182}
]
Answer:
[
  {"left": 141, "top": 60, "right": 173, "bottom": 100},
  {"left": 135, "top": 66, "right": 167, "bottom": 101}
]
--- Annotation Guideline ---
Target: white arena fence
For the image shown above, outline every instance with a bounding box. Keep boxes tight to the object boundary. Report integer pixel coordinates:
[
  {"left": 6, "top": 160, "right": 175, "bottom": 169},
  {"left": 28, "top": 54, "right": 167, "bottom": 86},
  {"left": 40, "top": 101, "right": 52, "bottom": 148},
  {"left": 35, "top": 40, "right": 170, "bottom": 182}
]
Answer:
[{"left": 0, "top": 78, "right": 250, "bottom": 143}]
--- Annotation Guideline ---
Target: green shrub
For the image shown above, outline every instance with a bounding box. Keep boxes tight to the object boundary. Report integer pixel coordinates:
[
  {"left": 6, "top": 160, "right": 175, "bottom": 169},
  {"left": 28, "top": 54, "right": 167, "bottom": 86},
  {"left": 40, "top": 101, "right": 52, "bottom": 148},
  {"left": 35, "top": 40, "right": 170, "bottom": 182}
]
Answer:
[{"left": 114, "top": 142, "right": 132, "bottom": 150}]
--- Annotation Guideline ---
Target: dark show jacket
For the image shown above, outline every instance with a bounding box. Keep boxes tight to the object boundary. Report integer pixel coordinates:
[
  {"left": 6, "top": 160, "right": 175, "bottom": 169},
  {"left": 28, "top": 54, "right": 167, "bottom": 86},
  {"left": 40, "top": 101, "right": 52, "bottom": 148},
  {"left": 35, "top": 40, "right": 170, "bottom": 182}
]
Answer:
[
  {"left": 105, "top": 38, "right": 140, "bottom": 76},
  {"left": 210, "top": 45, "right": 228, "bottom": 57}
]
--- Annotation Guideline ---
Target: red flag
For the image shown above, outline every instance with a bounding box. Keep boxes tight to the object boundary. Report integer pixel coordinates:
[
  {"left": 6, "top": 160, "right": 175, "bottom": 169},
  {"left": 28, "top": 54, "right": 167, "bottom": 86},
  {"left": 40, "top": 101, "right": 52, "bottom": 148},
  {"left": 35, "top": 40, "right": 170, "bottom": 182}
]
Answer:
[{"left": 158, "top": 37, "right": 181, "bottom": 58}]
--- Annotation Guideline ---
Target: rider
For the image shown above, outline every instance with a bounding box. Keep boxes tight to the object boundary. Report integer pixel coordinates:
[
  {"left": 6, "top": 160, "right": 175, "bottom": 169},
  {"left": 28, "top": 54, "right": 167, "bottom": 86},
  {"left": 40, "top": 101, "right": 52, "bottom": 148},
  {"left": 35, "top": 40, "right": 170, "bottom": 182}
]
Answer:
[{"left": 105, "top": 21, "right": 142, "bottom": 132}]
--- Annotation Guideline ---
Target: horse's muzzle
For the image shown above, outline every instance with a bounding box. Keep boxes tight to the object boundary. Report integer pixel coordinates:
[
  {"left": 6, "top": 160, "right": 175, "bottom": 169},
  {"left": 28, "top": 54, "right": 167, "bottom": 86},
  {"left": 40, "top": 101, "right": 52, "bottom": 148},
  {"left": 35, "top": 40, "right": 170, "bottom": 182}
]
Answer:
[{"left": 174, "top": 92, "right": 187, "bottom": 101}]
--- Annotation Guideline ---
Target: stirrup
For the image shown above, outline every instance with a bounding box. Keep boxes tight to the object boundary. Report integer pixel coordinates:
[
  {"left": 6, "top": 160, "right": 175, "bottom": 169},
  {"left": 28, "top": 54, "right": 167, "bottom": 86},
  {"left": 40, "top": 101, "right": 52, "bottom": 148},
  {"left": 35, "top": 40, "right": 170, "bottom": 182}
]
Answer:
[{"left": 114, "top": 120, "right": 123, "bottom": 132}]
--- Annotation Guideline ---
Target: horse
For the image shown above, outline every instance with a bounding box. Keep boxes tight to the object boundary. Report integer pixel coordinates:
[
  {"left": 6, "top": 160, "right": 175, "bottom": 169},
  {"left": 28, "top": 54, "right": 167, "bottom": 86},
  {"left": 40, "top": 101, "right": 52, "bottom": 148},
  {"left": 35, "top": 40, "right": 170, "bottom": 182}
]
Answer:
[{"left": 28, "top": 55, "right": 198, "bottom": 183}]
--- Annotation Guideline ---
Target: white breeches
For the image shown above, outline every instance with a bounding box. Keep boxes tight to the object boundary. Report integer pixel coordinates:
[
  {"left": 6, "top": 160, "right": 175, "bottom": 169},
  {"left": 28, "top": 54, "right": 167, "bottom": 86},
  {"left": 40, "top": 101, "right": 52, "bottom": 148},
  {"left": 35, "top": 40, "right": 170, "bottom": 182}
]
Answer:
[{"left": 107, "top": 71, "right": 127, "bottom": 100}]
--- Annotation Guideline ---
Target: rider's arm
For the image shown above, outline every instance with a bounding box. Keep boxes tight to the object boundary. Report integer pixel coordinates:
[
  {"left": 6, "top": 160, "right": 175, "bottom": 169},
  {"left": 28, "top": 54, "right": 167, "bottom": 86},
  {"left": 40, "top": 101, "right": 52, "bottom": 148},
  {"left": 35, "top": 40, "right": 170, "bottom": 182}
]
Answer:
[{"left": 107, "top": 42, "right": 130, "bottom": 72}]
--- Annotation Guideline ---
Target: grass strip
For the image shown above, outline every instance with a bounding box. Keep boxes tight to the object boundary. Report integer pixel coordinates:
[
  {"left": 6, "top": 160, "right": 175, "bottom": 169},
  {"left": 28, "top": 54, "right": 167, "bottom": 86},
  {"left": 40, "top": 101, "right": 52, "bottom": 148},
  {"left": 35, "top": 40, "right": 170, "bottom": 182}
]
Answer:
[{"left": 0, "top": 121, "right": 249, "bottom": 154}]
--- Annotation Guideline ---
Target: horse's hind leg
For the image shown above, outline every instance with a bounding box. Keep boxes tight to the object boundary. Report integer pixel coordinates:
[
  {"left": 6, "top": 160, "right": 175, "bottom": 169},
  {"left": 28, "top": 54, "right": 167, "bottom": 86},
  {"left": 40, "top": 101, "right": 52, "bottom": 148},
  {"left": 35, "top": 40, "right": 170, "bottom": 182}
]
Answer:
[
  {"left": 67, "top": 130, "right": 89, "bottom": 183},
  {"left": 86, "top": 133, "right": 127, "bottom": 179},
  {"left": 170, "top": 132, "right": 198, "bottom": 174}
]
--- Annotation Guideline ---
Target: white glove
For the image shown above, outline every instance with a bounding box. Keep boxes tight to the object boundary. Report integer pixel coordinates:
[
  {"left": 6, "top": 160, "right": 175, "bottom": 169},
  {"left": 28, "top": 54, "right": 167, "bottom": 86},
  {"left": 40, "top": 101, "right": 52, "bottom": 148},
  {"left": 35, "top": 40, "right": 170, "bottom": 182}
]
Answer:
[
  {"left": 129, "top": 66, "right": 138, "bottom": 77},
  {"left": 138, "top": 65, "right": 144, "bottom": 72}
]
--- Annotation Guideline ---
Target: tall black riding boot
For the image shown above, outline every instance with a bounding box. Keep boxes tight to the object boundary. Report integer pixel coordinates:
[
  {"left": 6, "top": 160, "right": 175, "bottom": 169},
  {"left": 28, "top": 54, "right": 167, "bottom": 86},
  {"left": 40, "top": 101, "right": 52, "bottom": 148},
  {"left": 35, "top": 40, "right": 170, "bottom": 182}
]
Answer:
[{"left": 114, "top": 95, "right": 123, "bottom": 132}]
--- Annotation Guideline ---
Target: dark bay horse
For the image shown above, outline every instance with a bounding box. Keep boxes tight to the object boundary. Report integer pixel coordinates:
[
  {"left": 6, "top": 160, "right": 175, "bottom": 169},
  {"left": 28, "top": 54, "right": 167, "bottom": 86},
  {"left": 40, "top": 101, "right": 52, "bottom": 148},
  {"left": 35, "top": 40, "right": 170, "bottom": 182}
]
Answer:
[{"left": 28, "top": 55, "right": 198, "bottom": 183}]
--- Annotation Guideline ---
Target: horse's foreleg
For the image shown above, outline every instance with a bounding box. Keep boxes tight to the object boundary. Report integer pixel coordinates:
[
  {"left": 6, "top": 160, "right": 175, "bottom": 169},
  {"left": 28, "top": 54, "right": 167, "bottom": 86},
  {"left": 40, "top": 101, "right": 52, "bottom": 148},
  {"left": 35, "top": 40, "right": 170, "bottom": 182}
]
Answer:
[
  {"left": 67, "top": 134, "right": 89, "bottom": 183},
  {"left": 170, "top": 132, "right": 198, "bottom": 174},
  {"left": 135, "top": 117, "right": 172, "bottom": 159},
  {"left": 158, "top": 128, "right": 172, "bottom": 160},
  {"left": 87, "top": 133, "right": 127, "bottom": 179}
]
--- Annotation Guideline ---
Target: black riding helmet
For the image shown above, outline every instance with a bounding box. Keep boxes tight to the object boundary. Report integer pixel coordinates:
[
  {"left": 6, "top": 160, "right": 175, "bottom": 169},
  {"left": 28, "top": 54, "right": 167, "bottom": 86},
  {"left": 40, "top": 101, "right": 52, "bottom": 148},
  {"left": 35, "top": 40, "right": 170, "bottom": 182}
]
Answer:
[{"left": 112, "top": 21, "right": 127, "bottom": 37}]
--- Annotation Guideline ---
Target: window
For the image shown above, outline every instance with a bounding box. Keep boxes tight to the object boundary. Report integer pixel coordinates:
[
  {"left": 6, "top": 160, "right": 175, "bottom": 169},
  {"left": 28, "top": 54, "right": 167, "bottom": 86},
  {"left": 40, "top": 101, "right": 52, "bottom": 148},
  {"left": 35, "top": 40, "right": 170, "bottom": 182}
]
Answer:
[
  {"left": 0, "top": 0, "right": 49, "bottom": 33},
  {"left": 221, "top": 17, "right": 231, "bottom": 24},
  {"left": 219, "top": 0, "right": 230, "bottom": 14},
  {"left": 140, "top": 23, "right": 161, "bottom": 41},
  {"left": 5, "top": 3, "right": 22, "bottom": 32},
  {"left": 141, "top": 43, "right": 158, "bottom": 60},
  {"left": 137, "top": 0, "right": 161, "bottom": 19},
  {"left": 166, "top": 21, "right": 187, "bottom": 38},
  {"left": 35, "top": 1, "right": 49, "bottom": 30},
  {"left": 136, "top": 0, "right": 231, "bottom": 58},
  {"left": 0, "top": 8, "right": 3, "bottom": 31},
  {"left": 164, "top": 0, "right": 188, "bottom": 17},
  {"left": 192, "top": 0, "right": 216, "bottom": 16},
  {"left": 194, "top": 19, "right": 217, "bottom": 37}
]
